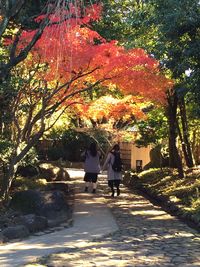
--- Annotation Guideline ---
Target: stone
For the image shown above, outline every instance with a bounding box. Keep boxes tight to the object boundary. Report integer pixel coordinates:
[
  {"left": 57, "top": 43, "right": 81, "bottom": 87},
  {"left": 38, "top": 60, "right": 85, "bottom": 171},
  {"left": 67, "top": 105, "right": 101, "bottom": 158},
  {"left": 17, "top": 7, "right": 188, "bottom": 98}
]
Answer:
[
  {"left": 47, "top": 218, "right": 64, "bottom": 228},
  {"left": 47, "top": 182, "right": 69, "bottom": 193},
  {"left": 17, "top": 164, "right": 39, "bottom": 177},
  {"left": 0, "top": 216, "right": 10, "bottom": 229},
  {"left": 55, "top": 168, "right": 70, "bottom": 181},
  {"left": 9, "top": 190, "right": 43, "bottom": 214},
  {"left": 0, "top": 232, "right": 4, "bottom": 244},
  {"left": 143, "top": 145, "right": 166, "bottom": 169},
  {"left": 9, "top": 189, "right": 71, "bottom": 219},
  {"left": 40, "top": 190, "right": 70, "bottom": 219},
  {"left": 14, "top": 214, "right": 48, "bottom": 233},
  {"left": 2, "top": 225, "right": 29, "bottom": 240},
  {"left": 39, "top": 165, "right": 56, "bottom": 181}
]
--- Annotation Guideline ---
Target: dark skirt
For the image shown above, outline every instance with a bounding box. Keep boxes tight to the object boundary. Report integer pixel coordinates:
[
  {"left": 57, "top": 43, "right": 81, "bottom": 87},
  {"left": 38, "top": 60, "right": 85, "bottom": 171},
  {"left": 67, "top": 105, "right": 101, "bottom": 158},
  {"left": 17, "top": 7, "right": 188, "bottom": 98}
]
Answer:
[
  {"left": 108, "top": 179, "right": 121, "bottom": 188},
  {"left": 84, "top": 172, "right": 98, "bottom": 183}
]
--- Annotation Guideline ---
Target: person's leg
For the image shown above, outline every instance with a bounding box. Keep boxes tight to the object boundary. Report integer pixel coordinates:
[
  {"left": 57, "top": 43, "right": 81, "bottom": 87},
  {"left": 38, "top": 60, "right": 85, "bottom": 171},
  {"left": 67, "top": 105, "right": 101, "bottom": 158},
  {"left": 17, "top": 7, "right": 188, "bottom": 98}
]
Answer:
[
  {"left": 92, "top": 182, "right": 97, "bottom": 193},
  {"left": 108, "top": 180, "right": 115, "bottom": 197},
  {"left": 84, "top": 182, "right": 90, "bottom": 192},
  {"left": 116, "top": 187, "right": 120, "bottom": 196},
  {"left": 111, "top": 187, "right": 115, "bottom": 197},
  {"left": 115, "top": 180, "right": 120, "bottom": 196},
  {"left": 84, "top": 173, "right": 90, "bottom": 192},
  {"left": 92, "top": 174, "right": 98, "bottom": 193}
]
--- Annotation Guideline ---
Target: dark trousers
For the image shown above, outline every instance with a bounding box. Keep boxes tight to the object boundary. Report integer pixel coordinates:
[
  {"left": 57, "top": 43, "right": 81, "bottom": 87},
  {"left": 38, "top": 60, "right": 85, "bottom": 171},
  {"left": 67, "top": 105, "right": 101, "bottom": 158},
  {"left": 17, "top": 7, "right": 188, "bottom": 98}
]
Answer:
[{"left": 108, "top": 180, "right": 120, "bottom": 189}]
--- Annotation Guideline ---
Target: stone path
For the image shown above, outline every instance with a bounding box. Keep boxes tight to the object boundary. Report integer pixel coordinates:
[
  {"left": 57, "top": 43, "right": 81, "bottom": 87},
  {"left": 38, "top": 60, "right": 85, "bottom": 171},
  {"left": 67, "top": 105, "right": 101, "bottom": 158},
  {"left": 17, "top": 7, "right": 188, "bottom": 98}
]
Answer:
[
  {"left": 1, "top": 169, "right": 200, "bottom": 267},
  {"left": 32, "top": 170, "right": 200, "bottom": 267},
  {"left": 0, "top": 170, "right": 118, "bottom": 267}
]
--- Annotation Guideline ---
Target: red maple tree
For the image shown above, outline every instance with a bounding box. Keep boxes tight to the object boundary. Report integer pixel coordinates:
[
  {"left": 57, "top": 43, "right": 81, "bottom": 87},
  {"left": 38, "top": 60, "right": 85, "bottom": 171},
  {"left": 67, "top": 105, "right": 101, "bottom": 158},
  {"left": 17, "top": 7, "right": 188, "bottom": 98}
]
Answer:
[
  {"left": 12, "top": 3, "right": 172, "bottom": 106},
  {"left": 1, "top": 3, "right": 173, "bottom": 199}
]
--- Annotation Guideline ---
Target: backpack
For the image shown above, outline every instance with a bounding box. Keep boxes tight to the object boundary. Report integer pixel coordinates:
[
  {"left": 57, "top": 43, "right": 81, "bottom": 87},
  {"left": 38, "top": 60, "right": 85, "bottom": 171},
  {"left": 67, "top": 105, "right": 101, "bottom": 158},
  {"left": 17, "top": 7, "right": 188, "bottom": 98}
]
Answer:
[{"left": 111, "top": 152, "right": 122, "bottom": 172}]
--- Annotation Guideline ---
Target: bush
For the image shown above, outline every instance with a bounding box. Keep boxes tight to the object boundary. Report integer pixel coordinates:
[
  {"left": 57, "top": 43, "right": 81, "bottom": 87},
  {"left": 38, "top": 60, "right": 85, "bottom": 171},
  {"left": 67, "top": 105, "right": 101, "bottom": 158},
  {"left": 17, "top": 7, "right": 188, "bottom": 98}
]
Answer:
[
  {"left": 38, "top": 128, "right": 111, "bottom": 162},
  {"left": 46, "top": 146, "right": 65, "bottom": 161},
  {"left": 62, "top": 129, "right": 91, "bottom": 161},
  {"left": 62, "top": 128, "right": 110, "bottom": 161}
]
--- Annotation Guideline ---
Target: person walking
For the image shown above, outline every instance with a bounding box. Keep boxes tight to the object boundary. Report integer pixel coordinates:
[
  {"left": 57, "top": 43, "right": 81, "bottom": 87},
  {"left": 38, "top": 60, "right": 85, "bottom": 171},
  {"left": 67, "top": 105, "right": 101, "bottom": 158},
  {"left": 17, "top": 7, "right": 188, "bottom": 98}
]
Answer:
[
  {"left": 102, "top": 144, "right": 122, "bottom": 197},
  {"left": 81, "top": 142, "right": 101, "bottom": 193}
]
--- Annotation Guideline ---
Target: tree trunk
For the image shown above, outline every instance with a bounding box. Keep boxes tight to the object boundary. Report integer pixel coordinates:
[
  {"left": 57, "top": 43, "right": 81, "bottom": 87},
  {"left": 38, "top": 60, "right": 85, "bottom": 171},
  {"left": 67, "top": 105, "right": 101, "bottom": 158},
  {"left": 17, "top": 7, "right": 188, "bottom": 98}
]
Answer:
[
  {"left": 167, "top": 93, "right": 184, "bottom": 178},
  {"left": 179, "top": 98, "right": 194, "bottom": 168},
  {"left": 191, "top": 128, "right": 199, "bottom": 165},
  {"left": 0, "top": 112, "right": 2, "bottom": 135},
  {"left": 0, "top": 130, "right": 43, "bottom": 200},
  {"left": 176, "top": 121, "right": 190, "bottom": 167},
  {"left": 0, "top": 158, "right": 17, "bottom": 202}
]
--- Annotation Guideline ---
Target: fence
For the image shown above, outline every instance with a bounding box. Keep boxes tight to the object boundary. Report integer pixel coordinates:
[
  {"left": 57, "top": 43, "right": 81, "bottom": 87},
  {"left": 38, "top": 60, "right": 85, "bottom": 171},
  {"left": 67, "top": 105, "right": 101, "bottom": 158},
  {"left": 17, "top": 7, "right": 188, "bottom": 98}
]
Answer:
[{"left": 120, "top": 142, "right": 132, "bottom": 169}]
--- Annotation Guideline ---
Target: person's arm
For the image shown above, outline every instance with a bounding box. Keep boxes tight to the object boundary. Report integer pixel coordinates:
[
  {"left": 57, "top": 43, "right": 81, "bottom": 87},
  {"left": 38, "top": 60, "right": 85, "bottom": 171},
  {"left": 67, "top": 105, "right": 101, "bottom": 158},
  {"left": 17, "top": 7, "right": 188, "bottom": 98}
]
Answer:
[
  {"left": 102, "top": 153, "right": 111, "bottom": 171},
  {"left": 81, "top": 150, "right": 87, "bottom": 161}
]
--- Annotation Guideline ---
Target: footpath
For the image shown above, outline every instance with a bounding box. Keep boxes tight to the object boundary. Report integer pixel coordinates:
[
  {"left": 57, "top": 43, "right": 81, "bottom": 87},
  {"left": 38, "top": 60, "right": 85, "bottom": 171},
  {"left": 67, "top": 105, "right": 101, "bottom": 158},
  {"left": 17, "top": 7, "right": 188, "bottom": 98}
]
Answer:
[{"left": 0, "top": 169, "right": 200, "bottom": 267}]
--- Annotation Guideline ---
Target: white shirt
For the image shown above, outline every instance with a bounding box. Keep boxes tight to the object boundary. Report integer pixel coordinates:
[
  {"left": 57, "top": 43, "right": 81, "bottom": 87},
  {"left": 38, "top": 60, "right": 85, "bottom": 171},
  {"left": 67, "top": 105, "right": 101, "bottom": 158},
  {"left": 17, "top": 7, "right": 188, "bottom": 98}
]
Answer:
[{"left": 102, "top": 152, "right": 122, "bottom": 180}]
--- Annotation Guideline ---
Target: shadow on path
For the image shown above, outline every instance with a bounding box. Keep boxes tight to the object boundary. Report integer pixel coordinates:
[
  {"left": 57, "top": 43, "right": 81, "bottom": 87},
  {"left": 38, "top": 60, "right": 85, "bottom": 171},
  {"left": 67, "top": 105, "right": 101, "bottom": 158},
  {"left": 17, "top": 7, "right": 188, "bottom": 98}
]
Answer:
[
  {"left": 35, "top": 171, "right": 200, "bottom": 267},
  {"left": 0, "top": 169, "right": 118, "bottom": 267}
]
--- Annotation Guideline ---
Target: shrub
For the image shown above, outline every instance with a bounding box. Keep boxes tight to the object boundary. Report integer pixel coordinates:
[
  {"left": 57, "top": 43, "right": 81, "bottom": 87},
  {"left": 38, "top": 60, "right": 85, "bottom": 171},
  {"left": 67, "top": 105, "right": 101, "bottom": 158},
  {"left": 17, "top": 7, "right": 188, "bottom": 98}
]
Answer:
[{"left": 46, "top": 146, "right": 65, "bottom": 161}]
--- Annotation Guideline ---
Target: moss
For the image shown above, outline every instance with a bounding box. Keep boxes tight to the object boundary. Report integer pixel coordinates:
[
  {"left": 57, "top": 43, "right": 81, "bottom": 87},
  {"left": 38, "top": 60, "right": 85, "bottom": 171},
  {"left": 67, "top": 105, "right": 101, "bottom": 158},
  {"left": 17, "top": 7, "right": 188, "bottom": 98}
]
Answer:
[
  {"left": 12, "top": 176, "right": 47, "bottom": 191},
  {"left": 124, "top": 167, "right": 200, "bottom": 227}
]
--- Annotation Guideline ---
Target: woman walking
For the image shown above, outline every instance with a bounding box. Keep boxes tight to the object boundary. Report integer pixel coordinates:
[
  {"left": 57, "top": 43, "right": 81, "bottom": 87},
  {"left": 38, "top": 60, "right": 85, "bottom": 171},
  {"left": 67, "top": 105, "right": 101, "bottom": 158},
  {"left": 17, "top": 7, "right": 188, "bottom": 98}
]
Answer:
[
  {"left": 81, "top": 142, "right": 101, "bottom": 193},
  {"left": 102, "top": 144, "right": 122, "bottom": 197}
]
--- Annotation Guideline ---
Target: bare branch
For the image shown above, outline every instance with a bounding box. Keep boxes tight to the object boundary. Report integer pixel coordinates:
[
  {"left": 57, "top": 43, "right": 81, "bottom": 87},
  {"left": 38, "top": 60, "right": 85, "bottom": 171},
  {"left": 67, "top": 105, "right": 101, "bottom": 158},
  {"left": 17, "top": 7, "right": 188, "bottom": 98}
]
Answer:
[
  {"left": 0, "top": 4, "right": 57, "bottom": 80},
  {"left": 0, "top": 15, "right": 9, "bottom": 38},
  {"left": 46, "top": 67, "right": 100, "bottom": 102},
  {"left": 9, "top": 29, "right": 21, "bottom": 59},
  {"left": 45, "top": 78, "right": 107, "bottom": 116},
  {"left": 9, "top": 0, "right": 25, "bottom": 18},
  {"left": 45, "top": 101, "right": 82, "bottom": 132},
  {"left": 0, "top": 0, "right": 25, "bottom": 38}
]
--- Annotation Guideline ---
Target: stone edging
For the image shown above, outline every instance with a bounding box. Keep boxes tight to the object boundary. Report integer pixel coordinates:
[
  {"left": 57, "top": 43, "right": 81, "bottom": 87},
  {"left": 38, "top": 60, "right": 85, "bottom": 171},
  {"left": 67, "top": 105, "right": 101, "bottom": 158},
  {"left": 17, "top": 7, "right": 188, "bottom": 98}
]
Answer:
[
  {"left": 123, "top": 177, "right": 200, "bottom": 233},
  {"left": 0, "top": 188, "right": 75, "bottom": 245}
]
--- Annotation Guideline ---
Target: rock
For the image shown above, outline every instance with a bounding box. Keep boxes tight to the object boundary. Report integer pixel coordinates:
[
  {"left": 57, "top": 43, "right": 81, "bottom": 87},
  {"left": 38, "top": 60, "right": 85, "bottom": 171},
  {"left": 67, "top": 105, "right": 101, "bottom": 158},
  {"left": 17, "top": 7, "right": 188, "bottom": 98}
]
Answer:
[
  {"left": 9, "top": 190, "right": 43, "bottom": 214},
  {"left": 0, "top": 178, "right": 73, "bottom": 244},
  {"left": 47, "top": 216, "right": 69, "bottom": 228},
  {"left": 2, "top": 225, "right": 29, "bottom": 240},
  {"left": 14, "top": 214, "right": 48, "bottom": 233},
  {"left": 39, "top": 165, "right": 56, "bottom": 181},
  {"left": 0, "top": 232, "right": 4, "bottom": 244},
  {"left": 144, "top": 145, "right": 163, "bottom": 169},
  {"left": 47, "top": 182, "right": 69, "bottom": 193},
  {"left": 0, "top": 216, "right": 10, "bottom": 229},
  {"left": 55, "top": 168, "right": 70, "bottom": 181},
  {"left": 41, "top": 191, "right": 70, "bottom": 219},
  {"left": 39, "top": 163, "right": 70, "bottom": 182},
  {"left": 17, "top": 165, "right": 39, "bottom": 177},
  {"left": 9, "top": 189, "right": 71, "bottom": 220}
]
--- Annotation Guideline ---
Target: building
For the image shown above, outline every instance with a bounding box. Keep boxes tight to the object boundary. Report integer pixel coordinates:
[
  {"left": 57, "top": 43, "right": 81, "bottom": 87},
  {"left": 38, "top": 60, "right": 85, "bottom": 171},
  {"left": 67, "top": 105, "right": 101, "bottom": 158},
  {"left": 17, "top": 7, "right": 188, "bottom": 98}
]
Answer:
[{"left": 120, "top": 142, "right": 151, "bottom": 171}]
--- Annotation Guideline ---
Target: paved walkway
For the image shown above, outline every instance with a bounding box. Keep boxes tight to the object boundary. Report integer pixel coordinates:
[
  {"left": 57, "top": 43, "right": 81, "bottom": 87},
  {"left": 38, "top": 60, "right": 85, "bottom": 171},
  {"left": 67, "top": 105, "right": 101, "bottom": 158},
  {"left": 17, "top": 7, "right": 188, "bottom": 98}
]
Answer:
[
  {"left": 0, "top": 170, "right": 118, "bottom": 267},
  {"left": 1, "top": 169, "right": 200, "bottom": 267}
]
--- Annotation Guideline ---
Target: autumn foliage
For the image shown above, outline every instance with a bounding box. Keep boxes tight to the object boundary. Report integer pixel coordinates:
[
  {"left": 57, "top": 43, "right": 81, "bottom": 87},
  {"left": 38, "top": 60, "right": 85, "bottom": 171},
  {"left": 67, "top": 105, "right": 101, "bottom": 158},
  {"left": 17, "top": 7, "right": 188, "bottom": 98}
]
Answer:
[
  {"left": 83, "top": 95, "right": 147, "bottom": 122},
  {"left": 7, "top": 3, "right": 172, "bottom": 106}
]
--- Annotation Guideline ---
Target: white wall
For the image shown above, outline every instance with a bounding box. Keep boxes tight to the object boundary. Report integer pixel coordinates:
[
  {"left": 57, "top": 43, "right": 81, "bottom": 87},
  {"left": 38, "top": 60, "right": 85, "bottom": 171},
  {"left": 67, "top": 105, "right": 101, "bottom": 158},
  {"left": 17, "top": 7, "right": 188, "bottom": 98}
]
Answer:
[{"left": 131, "top": 144, "right": 151, "bottom": 170}]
